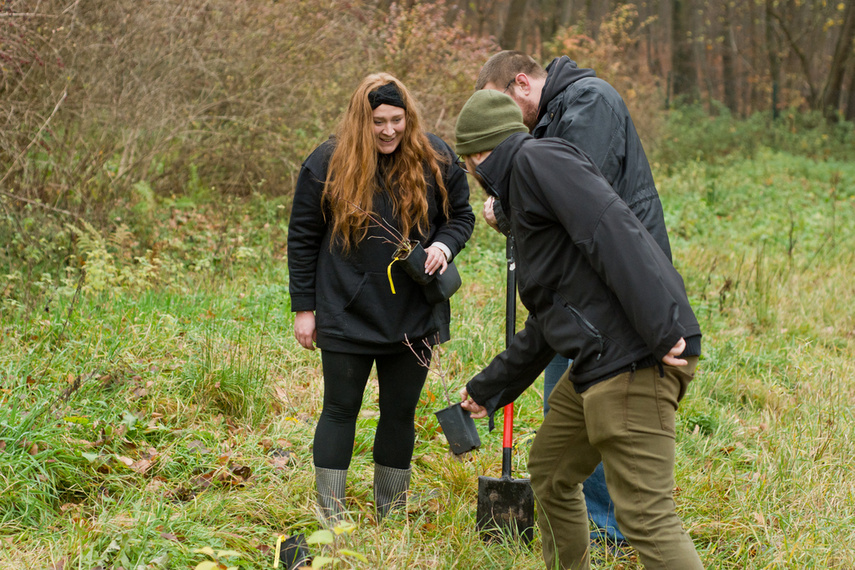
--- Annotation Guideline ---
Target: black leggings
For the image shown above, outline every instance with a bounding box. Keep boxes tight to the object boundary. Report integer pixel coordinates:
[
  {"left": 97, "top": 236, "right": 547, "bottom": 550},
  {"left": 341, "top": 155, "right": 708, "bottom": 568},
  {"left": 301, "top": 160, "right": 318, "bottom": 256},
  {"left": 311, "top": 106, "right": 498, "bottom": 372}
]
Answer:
[{"left": 313, "top": 348, "right": 431, "bottom": 470}]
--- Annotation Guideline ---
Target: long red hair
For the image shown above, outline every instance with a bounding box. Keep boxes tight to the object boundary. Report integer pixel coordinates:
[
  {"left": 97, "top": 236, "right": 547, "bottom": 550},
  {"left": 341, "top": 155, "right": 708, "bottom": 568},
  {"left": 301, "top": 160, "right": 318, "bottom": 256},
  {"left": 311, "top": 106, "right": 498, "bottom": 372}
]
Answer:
[{"left": 324, "top": 73, "right": 449, "bottom": 252}]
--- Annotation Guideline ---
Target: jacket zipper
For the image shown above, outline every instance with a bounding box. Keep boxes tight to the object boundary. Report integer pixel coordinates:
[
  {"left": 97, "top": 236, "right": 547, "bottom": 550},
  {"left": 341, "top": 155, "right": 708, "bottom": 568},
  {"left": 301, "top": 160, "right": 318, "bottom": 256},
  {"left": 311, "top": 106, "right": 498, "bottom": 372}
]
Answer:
[{"left": 565, "top": 303, "right": 605, "bottom": 360}]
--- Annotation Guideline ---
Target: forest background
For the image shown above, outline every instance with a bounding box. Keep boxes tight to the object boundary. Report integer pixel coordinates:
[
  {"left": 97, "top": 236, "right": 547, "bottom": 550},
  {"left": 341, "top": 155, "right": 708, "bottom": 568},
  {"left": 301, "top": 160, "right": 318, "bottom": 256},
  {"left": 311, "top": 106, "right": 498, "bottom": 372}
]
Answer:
[{"left": 1, "top": 0, "right": 854, "bottom": 569}]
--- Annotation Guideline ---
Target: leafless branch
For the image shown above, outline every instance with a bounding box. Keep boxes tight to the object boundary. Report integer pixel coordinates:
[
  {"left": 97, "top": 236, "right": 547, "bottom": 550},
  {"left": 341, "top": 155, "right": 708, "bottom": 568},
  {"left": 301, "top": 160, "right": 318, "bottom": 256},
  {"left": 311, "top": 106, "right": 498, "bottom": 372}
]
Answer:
[{"left": 0, "top": 88, "right": 67, "bottom": 188}]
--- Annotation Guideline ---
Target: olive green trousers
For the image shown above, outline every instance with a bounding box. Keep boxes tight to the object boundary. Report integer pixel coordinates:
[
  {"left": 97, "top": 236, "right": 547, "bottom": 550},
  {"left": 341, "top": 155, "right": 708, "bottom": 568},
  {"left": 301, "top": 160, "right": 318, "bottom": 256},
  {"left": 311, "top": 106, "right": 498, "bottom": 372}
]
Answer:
[{"left": 529, "top": 358, "right": 703, "bottom": 570}]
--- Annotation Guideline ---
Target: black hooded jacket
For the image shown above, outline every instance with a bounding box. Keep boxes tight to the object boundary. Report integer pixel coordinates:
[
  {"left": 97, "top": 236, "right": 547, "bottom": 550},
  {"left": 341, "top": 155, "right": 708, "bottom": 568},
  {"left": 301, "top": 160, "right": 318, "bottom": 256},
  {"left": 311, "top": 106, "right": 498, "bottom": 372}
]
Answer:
[
  {"left": 494, "top": 56, "right": 671, "bottom": 260},
  {"left": 465, "top": 133, "right": 700, "bottom": 414},
  {"left": 287, "top": 134, "right": 475, "bottom": 353},
  {"left": 535, "top": 56, "right": 670, "bottom": 258}
]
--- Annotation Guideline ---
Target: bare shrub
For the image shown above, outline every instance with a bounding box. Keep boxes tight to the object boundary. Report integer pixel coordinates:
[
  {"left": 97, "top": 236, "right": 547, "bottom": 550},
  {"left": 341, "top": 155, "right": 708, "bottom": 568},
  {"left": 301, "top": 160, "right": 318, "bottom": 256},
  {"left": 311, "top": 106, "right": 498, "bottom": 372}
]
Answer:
[
  {"left": 1, "top": 0, "right": 493, "bottom": 220},
  {"left": 377, "top": 1, "right": 497, "bottom": 140},
  {"left": 1, "top": 0, "right": 495, "bottom": 301}
]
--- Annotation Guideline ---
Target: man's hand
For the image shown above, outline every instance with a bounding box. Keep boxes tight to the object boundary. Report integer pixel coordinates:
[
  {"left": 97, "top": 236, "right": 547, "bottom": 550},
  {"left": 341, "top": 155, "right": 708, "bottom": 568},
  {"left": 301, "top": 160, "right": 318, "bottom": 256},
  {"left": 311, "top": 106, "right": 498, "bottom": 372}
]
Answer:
[
  {"left": 424, "top": 245, "right": 448, "bottom": 276},
  {"left": 482, "top": 197, "right": 500, "bottom": 233},
  {"left": 459, "top": 387, "right": 488, "bottom": 419},
  {"left": 662, "top": 337, "right": 687, "bottom": 367},
  {"left": 294, "top": 311, "right": 317, "bottom": 350}
]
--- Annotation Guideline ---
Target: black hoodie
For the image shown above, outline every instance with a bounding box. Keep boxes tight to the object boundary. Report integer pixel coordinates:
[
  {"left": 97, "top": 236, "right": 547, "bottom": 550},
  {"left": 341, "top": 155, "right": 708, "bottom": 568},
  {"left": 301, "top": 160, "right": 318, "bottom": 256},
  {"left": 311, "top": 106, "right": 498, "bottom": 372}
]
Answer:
[{"left": 288, "top": 134, "right": 475, "bottom": 353}]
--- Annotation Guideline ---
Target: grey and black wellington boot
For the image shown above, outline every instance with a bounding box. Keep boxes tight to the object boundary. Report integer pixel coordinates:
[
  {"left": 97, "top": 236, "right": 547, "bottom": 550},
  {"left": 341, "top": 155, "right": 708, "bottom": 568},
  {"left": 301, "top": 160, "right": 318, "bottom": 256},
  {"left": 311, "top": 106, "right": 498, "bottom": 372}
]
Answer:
[
  {"left": 374, "top": 463, "right": 411, "bottom": 519},
  {"left": 315, "top": 466, "right": 347, "bottom": 522}
]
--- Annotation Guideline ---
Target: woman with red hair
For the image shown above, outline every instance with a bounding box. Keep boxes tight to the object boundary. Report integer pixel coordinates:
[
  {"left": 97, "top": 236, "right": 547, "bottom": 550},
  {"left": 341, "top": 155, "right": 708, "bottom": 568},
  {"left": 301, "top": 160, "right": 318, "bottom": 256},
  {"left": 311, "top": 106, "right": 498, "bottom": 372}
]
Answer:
[{"left": 288, "top": 73, "right": 474, "bottom": 521}]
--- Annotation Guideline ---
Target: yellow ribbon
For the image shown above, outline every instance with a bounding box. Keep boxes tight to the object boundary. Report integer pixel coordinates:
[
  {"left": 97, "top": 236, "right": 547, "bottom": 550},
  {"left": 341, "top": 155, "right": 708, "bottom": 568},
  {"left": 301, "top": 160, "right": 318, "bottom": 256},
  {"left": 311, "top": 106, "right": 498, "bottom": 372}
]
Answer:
[
  {"left": 387, "top": 256, "right": 399, "bottom": 294},
  {"left": 273, "top": 534, "right": 286, "bottom": 568}
]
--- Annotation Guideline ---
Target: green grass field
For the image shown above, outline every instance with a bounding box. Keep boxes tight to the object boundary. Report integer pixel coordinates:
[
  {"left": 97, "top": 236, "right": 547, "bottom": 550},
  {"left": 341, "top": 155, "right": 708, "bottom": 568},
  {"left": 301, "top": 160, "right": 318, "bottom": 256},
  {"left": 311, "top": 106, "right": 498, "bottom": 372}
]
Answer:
[{"left": 2, "top": 142, "right": 854, "bottom": 568}]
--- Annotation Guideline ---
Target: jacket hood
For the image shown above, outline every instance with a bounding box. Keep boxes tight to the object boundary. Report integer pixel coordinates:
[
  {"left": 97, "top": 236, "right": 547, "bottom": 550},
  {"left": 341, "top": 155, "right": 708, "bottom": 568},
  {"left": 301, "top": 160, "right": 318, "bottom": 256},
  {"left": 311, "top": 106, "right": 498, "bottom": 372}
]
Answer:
[{"left": 537, "top": 56, "right": 597, "bottom": 122}]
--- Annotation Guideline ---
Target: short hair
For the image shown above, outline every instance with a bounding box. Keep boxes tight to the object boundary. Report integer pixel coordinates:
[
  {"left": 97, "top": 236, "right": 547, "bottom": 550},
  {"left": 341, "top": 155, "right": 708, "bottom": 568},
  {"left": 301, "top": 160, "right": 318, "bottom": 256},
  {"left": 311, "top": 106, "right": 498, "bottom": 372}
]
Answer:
[{"left": 475, "top": 51, "right": 547, "bottom": 91}]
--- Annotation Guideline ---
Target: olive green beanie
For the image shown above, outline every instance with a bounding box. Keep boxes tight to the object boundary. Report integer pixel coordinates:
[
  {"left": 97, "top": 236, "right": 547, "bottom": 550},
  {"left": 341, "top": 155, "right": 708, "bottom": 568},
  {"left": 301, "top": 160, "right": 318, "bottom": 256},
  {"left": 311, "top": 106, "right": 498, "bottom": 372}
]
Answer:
[{"left": 455, "top": 90, "right": 528, "bottom": 156}]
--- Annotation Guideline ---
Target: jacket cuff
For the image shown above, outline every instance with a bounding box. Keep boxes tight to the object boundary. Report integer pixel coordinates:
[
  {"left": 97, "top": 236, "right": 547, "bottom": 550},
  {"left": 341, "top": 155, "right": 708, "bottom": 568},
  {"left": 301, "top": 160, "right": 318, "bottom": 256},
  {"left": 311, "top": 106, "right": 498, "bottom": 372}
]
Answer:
[
  {"left": 493, "top": 200, "right": 513, "bottom": 236},
  {"left": 290, "top": 294, "right": 316, "bottom": 312}
]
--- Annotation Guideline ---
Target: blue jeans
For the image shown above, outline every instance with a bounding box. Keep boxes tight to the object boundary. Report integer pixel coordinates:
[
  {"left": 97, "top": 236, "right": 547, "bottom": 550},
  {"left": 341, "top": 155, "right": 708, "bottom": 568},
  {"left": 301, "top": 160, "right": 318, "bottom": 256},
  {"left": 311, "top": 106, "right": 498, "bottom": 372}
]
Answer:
[{"left": 544, "top": 354, "right": 626, "bottom": 544}]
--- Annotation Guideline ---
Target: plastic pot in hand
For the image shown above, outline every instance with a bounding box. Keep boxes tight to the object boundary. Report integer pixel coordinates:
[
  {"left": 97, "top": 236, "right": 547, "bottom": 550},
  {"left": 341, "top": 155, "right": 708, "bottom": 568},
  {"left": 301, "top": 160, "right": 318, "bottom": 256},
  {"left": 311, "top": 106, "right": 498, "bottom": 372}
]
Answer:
[{"left": 434, "top": 403, "right": 481, "bottom": 455}]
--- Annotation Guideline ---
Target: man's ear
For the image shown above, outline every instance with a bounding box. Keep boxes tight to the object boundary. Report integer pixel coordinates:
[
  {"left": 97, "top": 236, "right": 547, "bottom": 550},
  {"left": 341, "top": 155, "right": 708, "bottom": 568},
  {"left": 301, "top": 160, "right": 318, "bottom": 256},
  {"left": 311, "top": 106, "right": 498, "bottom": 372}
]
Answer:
[{"left": 515, "top": 73, "right": 533, "bottom": 96}]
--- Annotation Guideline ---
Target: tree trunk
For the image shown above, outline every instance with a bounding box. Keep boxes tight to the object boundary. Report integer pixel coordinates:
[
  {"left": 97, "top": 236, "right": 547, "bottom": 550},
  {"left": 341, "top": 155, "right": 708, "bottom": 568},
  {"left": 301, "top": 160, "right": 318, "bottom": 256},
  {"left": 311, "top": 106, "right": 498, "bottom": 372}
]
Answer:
[
  {"left": 820, "top": 1, "right": 855, "bottom": 120},
  {"left": 671, "top": 0, "right": 698, "bottom": 103},
  {"left": 560, "top": 0, "right": 575, "bottom": 28},
  {"left": 585, "top": 0, "right": 608, "bottom": 39},
  {"left": 846, "top": 58, "right": 855, "bottom": 122},
  {"left": 765, "top": 0, "right": 781, "bottom": 118},
  {"left": 501, "top": 0, "right": 529, "bottom": 49},
  {"left": 721, "top": 3, "right": 738, "bottom": 114},
  {"left": 767, "top": 5, "right": 818, "bottom": 107}
]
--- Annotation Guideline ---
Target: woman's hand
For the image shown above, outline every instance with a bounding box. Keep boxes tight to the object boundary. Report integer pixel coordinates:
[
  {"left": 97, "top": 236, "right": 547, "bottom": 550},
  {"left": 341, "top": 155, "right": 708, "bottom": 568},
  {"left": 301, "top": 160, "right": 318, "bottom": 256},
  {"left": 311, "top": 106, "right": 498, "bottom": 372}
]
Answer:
[
  {"left": 459, "top": 387, "right": 488, "bottom": 419},
  {"left": 424, "top": 245, "right": 448, "bottom": 276},
  {"left": 294, "top": 311, "right": 317, "bottom": 350}
]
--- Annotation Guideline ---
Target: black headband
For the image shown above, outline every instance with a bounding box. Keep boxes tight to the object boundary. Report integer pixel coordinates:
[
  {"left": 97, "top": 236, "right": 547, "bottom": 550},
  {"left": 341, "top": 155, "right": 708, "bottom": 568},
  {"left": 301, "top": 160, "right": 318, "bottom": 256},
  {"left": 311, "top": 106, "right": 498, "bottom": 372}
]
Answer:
[{"left": 368, "top": 82, "right": 406, "bottom": 110}]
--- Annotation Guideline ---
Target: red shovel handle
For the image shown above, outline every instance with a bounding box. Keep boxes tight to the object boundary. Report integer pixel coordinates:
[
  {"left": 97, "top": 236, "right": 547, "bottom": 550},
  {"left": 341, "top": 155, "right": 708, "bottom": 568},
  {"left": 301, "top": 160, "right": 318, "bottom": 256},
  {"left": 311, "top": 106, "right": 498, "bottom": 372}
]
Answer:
[
  {"left": 502, "top": 237, "right": 516, "bottom": 478},
  {"left": 503, "top": 403, "right": 514, "bottom": 449},
  {"left": 501, "top": 403, "right": 514, "bottom": 478}
]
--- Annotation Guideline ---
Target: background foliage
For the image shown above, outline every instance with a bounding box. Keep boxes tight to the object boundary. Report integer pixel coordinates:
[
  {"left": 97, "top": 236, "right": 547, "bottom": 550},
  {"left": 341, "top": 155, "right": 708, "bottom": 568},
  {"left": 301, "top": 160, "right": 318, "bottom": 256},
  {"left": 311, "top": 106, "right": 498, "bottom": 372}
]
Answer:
[{"left": 2, "top": 1, "right": 855, "bottom": 569}]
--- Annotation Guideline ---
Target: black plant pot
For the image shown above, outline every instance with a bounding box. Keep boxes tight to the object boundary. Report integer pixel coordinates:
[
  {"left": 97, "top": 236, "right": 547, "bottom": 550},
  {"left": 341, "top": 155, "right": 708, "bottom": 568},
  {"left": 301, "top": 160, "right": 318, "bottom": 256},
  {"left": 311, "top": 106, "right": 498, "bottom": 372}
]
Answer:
[
  {"left": 396, "top": 241, "right": 462, "bottom": 304},
  {"left": 434, "top": 403, "right": 481, "bottom": 455},
  {"left": 277, "top": 533, "right": 312, "bottom": 570}
]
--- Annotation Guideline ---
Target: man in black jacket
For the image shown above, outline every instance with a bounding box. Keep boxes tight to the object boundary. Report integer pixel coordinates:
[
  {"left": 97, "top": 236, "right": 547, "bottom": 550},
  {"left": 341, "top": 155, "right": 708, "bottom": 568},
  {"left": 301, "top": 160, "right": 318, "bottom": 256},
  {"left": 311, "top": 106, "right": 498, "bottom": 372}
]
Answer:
[
  {"left": 476, "top": 50, "right": 671, "bottom": 546},
  {"left": 455, "top": 90, "right": 703, "bottom": 569},
  {"left": 476, "top": 51, "right": 669, "bottom": 257}
]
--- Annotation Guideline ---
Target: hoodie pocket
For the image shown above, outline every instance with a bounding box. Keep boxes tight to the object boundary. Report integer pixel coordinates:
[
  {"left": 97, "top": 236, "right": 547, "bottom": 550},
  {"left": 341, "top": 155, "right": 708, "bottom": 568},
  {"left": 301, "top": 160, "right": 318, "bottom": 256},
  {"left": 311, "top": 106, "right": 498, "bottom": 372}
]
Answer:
[{"left": 333, "top": 271, "right": 433, "bottom": 344}]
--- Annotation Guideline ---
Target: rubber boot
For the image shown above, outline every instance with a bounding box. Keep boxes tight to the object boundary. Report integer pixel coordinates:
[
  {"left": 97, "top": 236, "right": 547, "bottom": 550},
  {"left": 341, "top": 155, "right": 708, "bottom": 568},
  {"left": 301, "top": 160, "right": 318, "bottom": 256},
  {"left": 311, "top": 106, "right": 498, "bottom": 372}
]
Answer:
[
  {"left": 374, "top": 463, "right": 411, "bottom": 519},
  {"left": 315, "top": 466, "right": 347, "bottom": 522}
]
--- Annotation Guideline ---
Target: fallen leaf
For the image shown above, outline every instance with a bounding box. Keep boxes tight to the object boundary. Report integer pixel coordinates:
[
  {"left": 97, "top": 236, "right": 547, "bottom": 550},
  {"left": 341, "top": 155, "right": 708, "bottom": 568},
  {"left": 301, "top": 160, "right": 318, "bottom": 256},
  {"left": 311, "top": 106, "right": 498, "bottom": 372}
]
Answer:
[
  {"left": 187, "top": 440, "right": 211, "bottom": 454},
  {"left": 231, "top": 464, "right": 251, "bottom": 481},
  {"left": 270, "top": 448, "right": 296, "bottom": 470},
  {"left": 130, "top": 459, "right": 152, "bottom": 474},
  {"left": 191, "top": 472, "right": 214, "bottom": 490},
  {"left": 170, "top": 486, "right": 197, "bottom": 502}
]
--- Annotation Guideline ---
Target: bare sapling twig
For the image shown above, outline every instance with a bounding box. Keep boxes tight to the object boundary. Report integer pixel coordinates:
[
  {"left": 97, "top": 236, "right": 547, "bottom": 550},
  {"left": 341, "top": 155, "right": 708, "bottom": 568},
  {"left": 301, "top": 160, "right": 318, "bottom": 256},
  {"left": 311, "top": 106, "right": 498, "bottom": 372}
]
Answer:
[
  {"left": 404, "top": 333, "right": 453, "bottom": 406},
  {"left": 345, "top": 201, "right": 413, "bottom": 254}
]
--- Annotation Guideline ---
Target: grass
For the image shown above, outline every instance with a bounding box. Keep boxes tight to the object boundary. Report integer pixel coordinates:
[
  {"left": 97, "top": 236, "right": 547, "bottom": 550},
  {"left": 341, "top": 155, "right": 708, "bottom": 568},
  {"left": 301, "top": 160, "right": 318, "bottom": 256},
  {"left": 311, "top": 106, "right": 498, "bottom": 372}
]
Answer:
[{"left": 1, "top": 141, "right": 855, "bottom": 568}]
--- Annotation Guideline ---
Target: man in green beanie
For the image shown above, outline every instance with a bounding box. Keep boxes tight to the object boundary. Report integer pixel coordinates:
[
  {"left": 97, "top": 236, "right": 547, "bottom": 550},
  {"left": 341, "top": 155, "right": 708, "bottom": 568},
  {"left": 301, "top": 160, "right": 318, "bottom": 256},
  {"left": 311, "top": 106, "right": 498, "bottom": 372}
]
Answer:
[
  {"left": 479, "top": 51, "right": 672, "bottom": 548},
  {"left": 455, "top": 89, "right": 704, "bottom": 570}
]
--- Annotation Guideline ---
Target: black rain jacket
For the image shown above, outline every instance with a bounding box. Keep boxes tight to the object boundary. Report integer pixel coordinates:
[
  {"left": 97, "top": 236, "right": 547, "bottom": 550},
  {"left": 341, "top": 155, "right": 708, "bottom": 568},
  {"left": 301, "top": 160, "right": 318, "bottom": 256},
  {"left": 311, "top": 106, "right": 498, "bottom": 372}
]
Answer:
[
  {"left": 465, "top": 133, "right": 700, "bottom": 414},
  {"left": 494, "top": 56, "right": 671, "bottom": 260}
]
